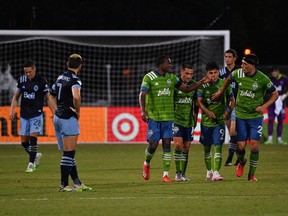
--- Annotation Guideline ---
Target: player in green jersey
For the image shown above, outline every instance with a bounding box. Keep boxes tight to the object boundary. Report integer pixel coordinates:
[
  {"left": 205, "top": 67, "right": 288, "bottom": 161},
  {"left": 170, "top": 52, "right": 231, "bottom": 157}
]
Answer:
[
  {"left": 173, "top": 63, "right": 198, "bottom": 181},
  {"left": 212, "top": 54, "right": 278, "bottom": 181},
  {"left": 197, "top": 62, "right": 235, "bottom": 181},
  {"left": 139, "top": 55, "right": 210, "bottom": 183}
]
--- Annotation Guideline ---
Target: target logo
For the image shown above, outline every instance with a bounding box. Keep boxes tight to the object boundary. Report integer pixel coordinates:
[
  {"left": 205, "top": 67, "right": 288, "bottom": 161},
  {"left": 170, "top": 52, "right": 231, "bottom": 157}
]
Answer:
[{"left": 112, "top": 113, "right": 139, "bottom": 141}]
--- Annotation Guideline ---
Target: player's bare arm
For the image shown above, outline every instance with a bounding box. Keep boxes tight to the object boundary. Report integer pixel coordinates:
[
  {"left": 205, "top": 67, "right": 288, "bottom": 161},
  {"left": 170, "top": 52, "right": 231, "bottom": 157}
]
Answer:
[
  {"left": 71, "top": 88, "right": 81, "bottom": 119},
  {"left": 178, "top": 75, "right": 210, "bottom": 93},
  {"left": 256, "top": 90, "right": 278, "bottom": 114},
  {"left": 139, "top": 91, "right": 148, "bottom": 122},
  {"left": 9, "top": 91, "right": 21, "bottom": 120},
  {"left": 211, "top": 76, "right": 232, "bottom": 101},
  {"left": 197, "top": 97, "right": 216, "bottom": 119}
]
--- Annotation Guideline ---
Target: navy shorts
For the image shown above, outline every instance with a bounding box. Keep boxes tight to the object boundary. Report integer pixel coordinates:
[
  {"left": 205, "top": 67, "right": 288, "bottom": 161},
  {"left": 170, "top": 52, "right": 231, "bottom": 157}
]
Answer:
[
  {"left": 200, "top": 124, "right": 225, "bottom": 146},
  {"left": 147, "top": 118, "right": 173, "bottom": 142},
  {"left": 236, "top": 117, "right": 263, "bottom": 141},
  {"left": 173, "top": 123, "right": 194, "bottom": 141}
]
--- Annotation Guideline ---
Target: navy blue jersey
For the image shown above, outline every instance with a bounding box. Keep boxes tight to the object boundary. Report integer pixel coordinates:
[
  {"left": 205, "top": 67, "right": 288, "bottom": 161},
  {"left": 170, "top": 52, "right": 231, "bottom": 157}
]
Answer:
[
  {"left": 17, "top": 74, "right": 50, "bottom": 118},
  {"left": 219, "top": 65, "right": 240, "bottom": 98},
  {"left": 53, "top": 70, "right": 82, "bottom": 119}
]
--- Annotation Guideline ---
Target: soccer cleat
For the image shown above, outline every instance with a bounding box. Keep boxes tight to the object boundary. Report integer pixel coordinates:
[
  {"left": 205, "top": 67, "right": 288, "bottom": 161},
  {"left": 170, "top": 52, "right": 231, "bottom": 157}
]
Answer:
[
  {"left": 224, "top": 160, "right": 232, "bottom": 166},
  {"left": 25, "top": 162, "right": 34, "bottom": 173},
  {"left": 74, "top": 184, "right": 92, "bottom": 192},
  {"left": 181, "top": 174, "right": 191, "bottom": 181},
  {"left": 34, "top": 152, "right": 42, "bottom": 171},
  {"left": 175, "top": 172, "right": 184, "bottom": 182},
  {"left": 206, "top": 170, "right": 213, "bottom": 181},
  {"left": 264, "top": 140, "right": 273, "bottom": 145},
  {"left": 248, "top": 173, "right": 257, "bottom": 181},
  {"left": 162, "top": 175, "right": 173, "bottom": 183},
  {"left": 212, "top": 171, "right": 223, "bottom": 181},
  {"left": 236, "top": 159, "right": 247, "bottom": 177},
  {"left": 59, "top": 185, "right": 75, "bottom": 192},
  {"left": 277, "top": 140, "right": 287, "bottom": 145},
  {"left": 142, "top": 163, "right": 150, "bottom": 180}
]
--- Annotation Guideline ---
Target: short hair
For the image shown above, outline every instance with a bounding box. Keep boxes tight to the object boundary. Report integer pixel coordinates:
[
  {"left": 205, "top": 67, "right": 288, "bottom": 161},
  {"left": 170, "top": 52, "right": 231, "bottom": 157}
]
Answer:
[
  {"left": 156, "top": 55, "right": 170, "bottom": 67},
  {"left": 24, "top": 60, "right": 35, "bottom": 68},
  {"left": 225, "top": 49, "right": 238, "bottom": 58},
  {"left": 271, "top": 65, "right": 279, "bottom": 72},
  {"left": 181, "top": 62, "right": 194, "bottom": 70},
  {"left": 206, "top": 62, "right": 219, "bottom": 71},
  {"left": 68, "top": 54, "right": 83, "bottom": 69}
]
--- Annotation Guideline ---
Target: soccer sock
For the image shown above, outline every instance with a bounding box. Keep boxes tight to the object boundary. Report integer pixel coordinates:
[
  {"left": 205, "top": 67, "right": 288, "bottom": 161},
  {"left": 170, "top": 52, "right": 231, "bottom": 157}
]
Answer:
[
  {"left": 29, "top": 136, "right": 38, "bottom": 163},
  {"left": 181, "top": 151, "right": 189, "bottom": 175},
  {"left": 60, "top": 151, "right": 74, "bottom": 187},
  {"left": 214, "top": 145, "right": 222, "bottom": 172},
  {"left": 21, "top": 141, "right": 30, "bottom": 154},
  {"left": 69, "top": 151, "right": 82, "bottom": 185},
  {"left": 203, "top": 145, "right": 212, "bottom": 171},
  {"left": 227, "top": 136, "right": 237, "bottom": 161},
  {"left": 267, "top": 135, "right": 272, "bottom": 142},
  {"left": 144, "top": 147, "right": 155, "bottom": 164},
  {"left": 236, "top": 148, "right": 246, "bottom": 164},
  {"left": 249, "top": 150, "right": 259, "bottom": 175},
  {"left": 162, "top": 150, "right": 172, "bottom": 173},
  {"left": 173, "top": 149, "right": 182, "bottom": 173}
]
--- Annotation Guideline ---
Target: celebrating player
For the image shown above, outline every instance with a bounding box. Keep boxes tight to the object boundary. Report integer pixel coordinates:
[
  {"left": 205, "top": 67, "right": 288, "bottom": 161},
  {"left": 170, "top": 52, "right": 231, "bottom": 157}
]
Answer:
[
  {"left": 212, "top": 54, "right": 278, "bottom": 181},
  {"left": 139, "top": 55, "right": 210, "bottom": 183}
]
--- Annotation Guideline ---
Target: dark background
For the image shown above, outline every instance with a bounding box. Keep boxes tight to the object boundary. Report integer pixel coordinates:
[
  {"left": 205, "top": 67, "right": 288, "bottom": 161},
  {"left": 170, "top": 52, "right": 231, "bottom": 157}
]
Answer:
[{"left": 1, "top": 0, "right": 287, "bottom": 65}]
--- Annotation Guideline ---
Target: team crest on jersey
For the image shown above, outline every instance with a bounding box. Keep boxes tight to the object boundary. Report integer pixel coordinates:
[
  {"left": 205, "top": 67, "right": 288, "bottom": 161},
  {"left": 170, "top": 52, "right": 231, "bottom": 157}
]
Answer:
[
  {"left": 34, "top": 85, "right": 39, "bottom": 91},
  {"left": 167, "top": 79, "right": 172, "bottom": 86},
  {"left": 252, "top": 82, "right": 258, "bottom": 90}
]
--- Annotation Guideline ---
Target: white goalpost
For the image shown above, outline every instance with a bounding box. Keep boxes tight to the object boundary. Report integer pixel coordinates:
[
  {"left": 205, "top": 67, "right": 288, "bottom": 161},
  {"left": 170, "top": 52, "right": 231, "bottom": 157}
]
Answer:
[{"left": 0, "top": 30, "right": 230, "bottom": 144}]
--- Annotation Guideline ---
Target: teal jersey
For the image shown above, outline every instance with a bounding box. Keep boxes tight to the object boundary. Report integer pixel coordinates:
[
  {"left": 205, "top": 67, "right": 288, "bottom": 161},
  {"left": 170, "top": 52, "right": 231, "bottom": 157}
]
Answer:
[
  {"left": 231, "top": 69, "right": 274, "bottom": 119},
  {"left": 140, "top": 70, "right": 179, "bottom": 121},
  {"left": 174, "top": 79, "right": 197, "bottom": 128},
  {"left": 197, "top": 79, "right": 233, "bottom": 127}
]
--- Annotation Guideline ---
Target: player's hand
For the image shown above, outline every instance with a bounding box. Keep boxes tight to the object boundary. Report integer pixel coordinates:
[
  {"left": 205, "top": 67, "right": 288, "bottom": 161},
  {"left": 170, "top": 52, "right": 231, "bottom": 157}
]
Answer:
[
  {"left": 70, "top": 107, "right": 80, "bottom": 119},
  {"left": 200, "top": 75, "right": 212, "bottom": 84},
  {"left": 9, "top": 112, "right": 15, "bottom": 120},
  {"left": 255, "top": 105, "right": 265, "bottom": 114},
  {"left": 141, "top": 111, "right": 148, "bottom": 123},
  {"left": 211, "top": 90, "right": 222, "bottom": 101}
]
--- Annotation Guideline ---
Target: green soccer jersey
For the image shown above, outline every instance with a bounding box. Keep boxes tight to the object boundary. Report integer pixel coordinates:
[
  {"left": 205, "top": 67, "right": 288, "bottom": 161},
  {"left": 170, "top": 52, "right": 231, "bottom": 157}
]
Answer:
[
  {"left": 140, "top": 70, "right": 179, "bottom": 121},
  {"left": 174, "top": 79, "right": 197, "bottom": 128},
  {"left": 197, "top": 79, "right": 233, "bottom": 127},
  {"left": 231, "top": 69, "right": 274, "bottom": 119}
]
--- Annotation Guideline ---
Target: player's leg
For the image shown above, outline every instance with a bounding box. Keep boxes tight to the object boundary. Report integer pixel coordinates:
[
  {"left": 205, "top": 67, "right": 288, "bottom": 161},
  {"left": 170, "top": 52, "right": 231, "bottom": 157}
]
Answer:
[
  {"left": 181, "top": 127, "right": 193, "bottom": 181},
  {"left": 225, "top": 108, "right": 237, "bottom": 166},
  {"left": 161, "top": 121, "right": 173, "bottom": 182},
  {"left": 200, "top": 125, "right": 213, "bottom": 180},
  {"left": 265, "top": 110, "right": 275, "bottom": 144},
  {"left": 277, "top": 111, "right": 287, "bottom": 144},
  {"left": 173, "top": 123, "right": 184, "bottom": 181},
  {"left": 212, "top": 124, "right": 225, "bottom": 181},
  {"left": 235, "top": 118, "right": 248, "bottom": 177},
  {"left": 142, "top": 119, "right": 160, "bottom": 180},
  {"left": 247, "top": 117, "right": 263, "bottom": 181}
]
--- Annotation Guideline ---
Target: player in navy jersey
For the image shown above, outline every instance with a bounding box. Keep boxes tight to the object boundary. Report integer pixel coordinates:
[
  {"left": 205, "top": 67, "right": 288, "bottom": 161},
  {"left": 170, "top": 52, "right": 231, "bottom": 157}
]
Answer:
[
  {"left": 219, "top": 49, "right": 241, "bottom": 166},
  {"left": 52, "top": 54, "right": 91, "bottom": 192},
  {"left": 9, "top": 60, "right": 56, "bottom": 173},
  {"left": 264, "top": 66, "right": 288, "bottom": 145}
]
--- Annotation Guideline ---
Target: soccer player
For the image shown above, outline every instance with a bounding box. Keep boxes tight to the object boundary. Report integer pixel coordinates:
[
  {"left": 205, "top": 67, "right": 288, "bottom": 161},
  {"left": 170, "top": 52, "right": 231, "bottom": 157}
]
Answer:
[
  {"left": 197, "top": 62, "right": 235, "bottom": 181},
  {"left": 264, "top": 66, "right": 288, "bottom": 145},
  {"left": 52, "top": 54, "right": 92, "bottom": 192},
  {"left": 173, "top": 63, "right": 198, "bottom": 181},
  {"left": 9, "top": 60, "right": 56, "bottom": 172},
  {"left": 219, "top": 49, "right": 241, "bottom": 166},
  {"left": 212, "top": 54, "right": 278, "bottom": 181},
  {"left": 140, "top": 55, "right": 210, "bottom": 183}
]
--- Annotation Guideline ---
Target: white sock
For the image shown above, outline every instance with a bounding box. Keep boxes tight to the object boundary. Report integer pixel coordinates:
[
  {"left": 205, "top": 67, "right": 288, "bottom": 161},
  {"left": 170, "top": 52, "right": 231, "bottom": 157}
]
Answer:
[
  {"left": 268, "top": 136, "right": 272, "bottom": 141},
  {"left": 163, "top": 171, "right": 169, "bottom": 177},
  {"left": 278, "top": 137, "right": 282, "bottom": 142}
]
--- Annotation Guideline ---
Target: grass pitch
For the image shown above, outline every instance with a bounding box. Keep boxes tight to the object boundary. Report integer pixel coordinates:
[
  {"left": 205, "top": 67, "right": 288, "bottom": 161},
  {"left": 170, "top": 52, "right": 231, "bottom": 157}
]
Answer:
[{"left": 0, "top": 141, "right": 287, "bottom": 216}]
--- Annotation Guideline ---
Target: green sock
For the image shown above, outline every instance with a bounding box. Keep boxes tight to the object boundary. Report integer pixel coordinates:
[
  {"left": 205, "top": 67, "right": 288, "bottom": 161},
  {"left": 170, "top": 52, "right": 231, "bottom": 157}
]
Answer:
[
  {"left": 144, "top": 147, "right": 155, "bottom": 164},
  {"left": 173, "top": 149, "right": 182, "bottom": 173},
  {"left": 249, "top": 150, "right": 259, "bottom": 175},
  {"left": 181, "top": 151, "right": 189, "bottom": 175},
  {"left": 204, "top": 146, "right": 212, "bottom": 170},
  {"left": 163, "top": 152, "right": 172, "bottom": 172},
  {"left": 214, "top": 145, "right": 222, "bottom": 172}
]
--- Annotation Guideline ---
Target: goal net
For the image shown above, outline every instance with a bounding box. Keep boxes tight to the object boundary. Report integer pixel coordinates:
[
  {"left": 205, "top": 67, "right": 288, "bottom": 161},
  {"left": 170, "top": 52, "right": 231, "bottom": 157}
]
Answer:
[{"left": 0, "top": 30, "right": 229, "bottom": 144}]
